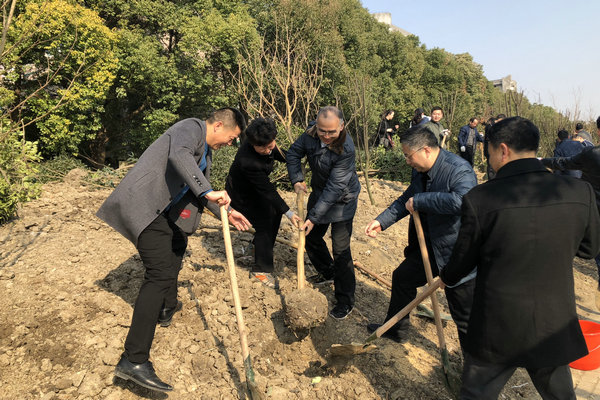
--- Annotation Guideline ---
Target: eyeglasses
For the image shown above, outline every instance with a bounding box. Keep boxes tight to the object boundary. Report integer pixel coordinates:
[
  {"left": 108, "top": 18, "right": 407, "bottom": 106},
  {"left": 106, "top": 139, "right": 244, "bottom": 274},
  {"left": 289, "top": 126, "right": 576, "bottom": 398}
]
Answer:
[
  {"left": 403, "top": 147, "right": 425, "bottom": 160},
  {"left": 317, "top": 127, "right": 340, "bottom": 137}
]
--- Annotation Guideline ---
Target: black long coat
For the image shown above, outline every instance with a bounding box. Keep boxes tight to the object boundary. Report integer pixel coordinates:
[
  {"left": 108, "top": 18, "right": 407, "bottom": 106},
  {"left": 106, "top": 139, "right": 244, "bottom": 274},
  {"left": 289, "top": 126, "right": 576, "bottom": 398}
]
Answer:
[
  {"left": 441, "top": 158, "right": 600, "bottom": 368},
  {"left": 225, "top": 140, "right": 289, "bottom": 221}
]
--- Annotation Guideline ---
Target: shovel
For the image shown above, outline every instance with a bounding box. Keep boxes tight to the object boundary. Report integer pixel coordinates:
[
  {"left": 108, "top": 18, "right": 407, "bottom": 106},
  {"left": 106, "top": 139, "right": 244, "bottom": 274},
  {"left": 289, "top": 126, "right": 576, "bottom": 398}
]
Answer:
[
  {"left": 220, "top": 205, "right": 264, "bottom": 400},
  {"left": 412, "top": 211, "right": 452, "bottom": 386},
  {"left": 329, "top": 278, "right": 442, "bottom": 356},
  {"left": 296, "top": 191, "right": 306, "bottom": 289}
]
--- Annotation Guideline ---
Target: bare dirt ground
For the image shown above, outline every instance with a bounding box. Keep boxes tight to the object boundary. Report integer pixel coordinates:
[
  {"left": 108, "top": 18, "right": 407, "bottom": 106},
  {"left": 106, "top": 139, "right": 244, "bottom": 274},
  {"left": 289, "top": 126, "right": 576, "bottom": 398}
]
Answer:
[{"left": 1, "top": 169, "right": 599, "bottom": 399}]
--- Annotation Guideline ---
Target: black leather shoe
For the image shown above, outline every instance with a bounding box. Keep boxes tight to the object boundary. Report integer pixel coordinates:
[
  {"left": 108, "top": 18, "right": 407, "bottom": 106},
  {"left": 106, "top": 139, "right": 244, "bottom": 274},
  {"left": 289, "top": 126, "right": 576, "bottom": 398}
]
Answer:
[
  {"left": 158, "top": 300, "right": 182, "bottom": 327},
  {"left": 367, "top": 321, "right": 410, "bottom": 343},
  {"left": 114, "top": 356, "right": 173, "bottom": 392}
]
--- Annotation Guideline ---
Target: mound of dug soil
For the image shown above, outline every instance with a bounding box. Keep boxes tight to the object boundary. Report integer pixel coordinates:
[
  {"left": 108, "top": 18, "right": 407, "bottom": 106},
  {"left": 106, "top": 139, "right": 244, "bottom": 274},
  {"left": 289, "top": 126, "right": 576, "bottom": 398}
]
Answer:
[
  {"left": 283, "top": 288, "right": 328, "bottom": 331},
  {"left": 0, "top": 172, "right": 598, "bottom": 399}
]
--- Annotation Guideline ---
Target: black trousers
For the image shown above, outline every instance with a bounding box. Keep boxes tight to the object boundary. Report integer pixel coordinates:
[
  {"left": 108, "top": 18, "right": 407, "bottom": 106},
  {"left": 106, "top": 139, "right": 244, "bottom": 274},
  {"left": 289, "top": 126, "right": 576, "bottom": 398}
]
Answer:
[
  {"left": 305, "top": 219, "right": 355, "bottom": 306},
  {"left": 460, "top": 352, "right": 576, "bottom": 400},
  {"left": 124, "top": 213, "right": 187, "bottom": 363},
  {"left": 385, "top": 252, "right": 475, "bottom": 348},
  {"left": 460, "top": 145, "right": 475, "bottom": 166},
  {"left": 245, "top": 206, "right": 282, "bottom": 273}
]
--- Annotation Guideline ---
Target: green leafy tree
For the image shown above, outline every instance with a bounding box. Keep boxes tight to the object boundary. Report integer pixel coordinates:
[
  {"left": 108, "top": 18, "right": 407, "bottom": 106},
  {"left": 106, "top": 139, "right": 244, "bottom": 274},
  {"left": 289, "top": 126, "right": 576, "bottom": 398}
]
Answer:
[{"left": 4, "top": 0, "right": 117, "bottom": 157}]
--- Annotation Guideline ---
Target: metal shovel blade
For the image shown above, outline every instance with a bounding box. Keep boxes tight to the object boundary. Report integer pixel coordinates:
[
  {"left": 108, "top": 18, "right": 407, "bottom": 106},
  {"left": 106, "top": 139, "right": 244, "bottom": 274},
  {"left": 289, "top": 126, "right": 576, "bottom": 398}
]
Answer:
[
  {"left": 329, "top": 342, "right": 378, "bottom": 356},
  {"left": 328, "top": 279, "right": 442, "bottom": 357}
]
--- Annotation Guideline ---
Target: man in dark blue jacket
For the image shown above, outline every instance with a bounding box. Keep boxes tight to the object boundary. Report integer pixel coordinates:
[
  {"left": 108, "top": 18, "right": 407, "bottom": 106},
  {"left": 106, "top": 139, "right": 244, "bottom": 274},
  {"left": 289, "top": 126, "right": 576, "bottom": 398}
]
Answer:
[
  {"left": 458, "top": 117, "right": 484, "bottom": 166},
  {"left": 365, "top": 125, "right": 477, "bottom": 344},
  {"left": 287, "top": 106, "right": 361, "bottom": 320},
  {"left": 552, "top": 129, "right": 583, "bottom": 178}
]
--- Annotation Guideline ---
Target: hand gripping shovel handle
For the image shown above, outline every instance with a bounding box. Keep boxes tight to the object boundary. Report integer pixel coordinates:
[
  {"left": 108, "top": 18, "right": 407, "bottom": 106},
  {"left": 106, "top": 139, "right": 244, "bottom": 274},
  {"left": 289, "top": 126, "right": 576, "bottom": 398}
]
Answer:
[
  {"left": 296, "top": 192, "right": 306, "bottom": 289},
  {"left": 220, "top": 206, "right": 264, "bottom": 399}
]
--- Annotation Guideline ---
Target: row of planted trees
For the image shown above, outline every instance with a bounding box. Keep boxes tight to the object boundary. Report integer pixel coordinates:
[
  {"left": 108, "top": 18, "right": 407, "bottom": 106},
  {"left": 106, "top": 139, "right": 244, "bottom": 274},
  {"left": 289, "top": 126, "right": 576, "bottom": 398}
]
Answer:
[{"left": 0, "top": 0, "right": 595, "bottom": 222}]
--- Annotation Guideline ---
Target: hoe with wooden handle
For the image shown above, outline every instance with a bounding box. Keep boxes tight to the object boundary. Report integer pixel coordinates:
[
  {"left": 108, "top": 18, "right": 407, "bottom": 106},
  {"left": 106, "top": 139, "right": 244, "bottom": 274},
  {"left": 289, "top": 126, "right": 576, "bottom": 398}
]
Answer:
[
  {"left": 220, "top": 205, "right": 264, "bottom": 399},
  {"left": 413, "top": 211, "right": 452, "bottom": 387}
]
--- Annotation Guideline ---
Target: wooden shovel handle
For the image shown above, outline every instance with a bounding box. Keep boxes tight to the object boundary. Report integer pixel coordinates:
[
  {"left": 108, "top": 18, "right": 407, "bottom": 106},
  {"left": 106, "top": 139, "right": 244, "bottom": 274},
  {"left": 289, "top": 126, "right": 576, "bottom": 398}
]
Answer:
[
  {"left": 413, "top": 211, "right": 447, "bottom": 350},
  {"left": 220, "top": 205, "right": 250, "bottom": 361},
  {"left": 372, "top": 278, "right": 442, "bottom": 340},
  {"left": 296, "top": 191, "right": 306, "bottom": 289}
]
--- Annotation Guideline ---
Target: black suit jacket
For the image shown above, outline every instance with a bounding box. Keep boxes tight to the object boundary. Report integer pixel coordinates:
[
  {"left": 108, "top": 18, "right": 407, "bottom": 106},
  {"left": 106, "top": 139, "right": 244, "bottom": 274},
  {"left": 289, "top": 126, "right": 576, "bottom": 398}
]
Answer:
[
  {"left": 441, "top": 158, "right": 600, "bottom": 368},
  {"left": 225, "top": 140, "right": 289, "bottom": 220}
]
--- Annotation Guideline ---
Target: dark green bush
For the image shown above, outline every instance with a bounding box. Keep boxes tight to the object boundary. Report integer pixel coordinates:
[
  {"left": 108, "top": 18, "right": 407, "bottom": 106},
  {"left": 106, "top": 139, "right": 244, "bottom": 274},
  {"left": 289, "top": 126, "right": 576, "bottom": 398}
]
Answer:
[
  {"left": 370, "top": 147, "right": 413, "bottom": 183},
  {"left": 37, "top": 155, "right": 87, "bottom": 183}
]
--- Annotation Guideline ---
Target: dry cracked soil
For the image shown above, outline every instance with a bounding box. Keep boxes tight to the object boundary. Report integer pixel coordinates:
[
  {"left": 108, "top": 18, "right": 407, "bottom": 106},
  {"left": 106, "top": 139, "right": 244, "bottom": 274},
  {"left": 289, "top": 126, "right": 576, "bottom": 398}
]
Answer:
[{"left": 0, "top": 168, "right": 599, "bottom": 399}]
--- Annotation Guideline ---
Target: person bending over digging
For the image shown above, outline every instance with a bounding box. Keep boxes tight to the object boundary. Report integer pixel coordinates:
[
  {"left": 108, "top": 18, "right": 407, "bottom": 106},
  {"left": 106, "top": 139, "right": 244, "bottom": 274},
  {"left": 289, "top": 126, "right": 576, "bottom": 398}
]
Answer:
[
  {"left": 225, "top": 118, "right": 301, "bottom": 289},
  {"left": 287, "top": 106, "right": 361, "bottom": 320},
  {"left": 364, "top": 125, "right": 477, "bottom": 345},
  {"left": 97, "top": 108, "right": 251, "bottom": 392}
]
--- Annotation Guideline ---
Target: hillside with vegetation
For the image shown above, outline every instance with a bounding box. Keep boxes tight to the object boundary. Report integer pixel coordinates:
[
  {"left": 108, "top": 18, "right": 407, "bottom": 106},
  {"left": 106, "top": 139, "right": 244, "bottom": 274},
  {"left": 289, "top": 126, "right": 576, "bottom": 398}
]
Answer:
[{"left": 0, "top": 0, "right": 595, "bottom": 221}]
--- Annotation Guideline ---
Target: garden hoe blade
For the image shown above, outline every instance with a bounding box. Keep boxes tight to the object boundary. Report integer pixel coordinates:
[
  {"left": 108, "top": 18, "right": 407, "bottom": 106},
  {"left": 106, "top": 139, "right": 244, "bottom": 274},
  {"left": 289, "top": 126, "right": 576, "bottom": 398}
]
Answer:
[
  {"left": 220, "top": 206, "right": 265, "bottom": 400},
  {"left": 329, "top": 279, "right": 442, "bottom": 356}
]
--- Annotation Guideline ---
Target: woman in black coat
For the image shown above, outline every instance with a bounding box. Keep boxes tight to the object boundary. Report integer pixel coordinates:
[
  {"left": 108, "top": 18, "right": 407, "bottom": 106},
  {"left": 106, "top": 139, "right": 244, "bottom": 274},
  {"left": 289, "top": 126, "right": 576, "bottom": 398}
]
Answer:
[
  {"left": 226, "top": 118, "right": 300, "bottom": 288},
  {"left": 375, "top": 109, "right": 397, "bottom": 149},
  {"left": 287, "top": 106, "right": 361, "bottom": 320}
]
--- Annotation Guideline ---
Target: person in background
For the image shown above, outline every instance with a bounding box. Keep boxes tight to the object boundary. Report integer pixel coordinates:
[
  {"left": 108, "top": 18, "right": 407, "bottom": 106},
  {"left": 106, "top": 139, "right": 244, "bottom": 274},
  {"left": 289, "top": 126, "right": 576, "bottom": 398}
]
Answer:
[
  {"left": 424, "top": 106, "right": 450, "bottom": 149},
  {"left": 409, "top": 107, "right": 430, "bottom": 128},
  {"left": 574, "top": 122, "right": 593, "bottom": 143},
  {"left": 458, "top": 117, "right": 484, "bottom": 166},
  {"left": 542, "top": 115, "right": 600, "bottom": 310},
  {"left": 287, "top": 106, "right": 361, "bottom": 320},
  {"left": 573, "top": 132, "right": 594, "bottom": 148},
  {"left": 364, "top": 125, "right": 477, "bottom": 346},
  {"left": 442, "top": 116, "right": 600, "bottom": 399},
  {"left": 483, "top": 114, "right": 506, "bottom": 180},
  {"left": 225, "top": 118, "right": 301, "bottom": 288},
  {"left": 552, "top": 129, "right": 583, "bottom": 178},
  {"left": 375, "top": 109, "right": 398, "bottom": 150},
  {"left": 97, "top": 108, "right": 251, "bottom": 392}
]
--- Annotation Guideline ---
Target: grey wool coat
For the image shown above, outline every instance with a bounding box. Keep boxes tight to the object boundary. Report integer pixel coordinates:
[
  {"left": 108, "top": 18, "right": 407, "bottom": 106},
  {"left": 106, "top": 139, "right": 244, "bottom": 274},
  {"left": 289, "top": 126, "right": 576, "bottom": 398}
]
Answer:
[{"left": 97, "top": 118, "right": 219, "bottom": 247}]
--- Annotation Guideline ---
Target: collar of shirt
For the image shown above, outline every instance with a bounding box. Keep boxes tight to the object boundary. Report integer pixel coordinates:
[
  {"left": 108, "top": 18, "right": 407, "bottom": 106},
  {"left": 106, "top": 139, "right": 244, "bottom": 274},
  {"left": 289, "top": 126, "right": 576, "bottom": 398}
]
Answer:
[{"left": 422, "top": 148, "right": 447, "bottom": 184}]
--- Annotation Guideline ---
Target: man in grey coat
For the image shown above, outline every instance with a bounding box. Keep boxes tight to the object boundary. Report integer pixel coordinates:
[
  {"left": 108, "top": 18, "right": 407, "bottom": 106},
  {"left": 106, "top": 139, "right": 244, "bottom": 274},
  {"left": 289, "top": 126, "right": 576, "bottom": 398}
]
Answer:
[
  {"left": 364, "top": 125, "right": 477, "bottom": 345},
  {"left": 97, "top": 108, "right": 250, "bottom": 392}
]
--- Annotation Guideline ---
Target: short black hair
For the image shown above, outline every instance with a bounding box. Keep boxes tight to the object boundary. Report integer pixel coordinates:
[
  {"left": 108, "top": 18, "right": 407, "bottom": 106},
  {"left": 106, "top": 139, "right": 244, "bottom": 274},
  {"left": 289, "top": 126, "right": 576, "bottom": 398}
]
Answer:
[
  {"left": 596, "top": 116, "right": 600, "bottom": 130},
  {"left": 496, "top": 114, "right": 506, "bottom": 120},
  {"left": 245, "top": 118, "right": 278, "bottom": 146},
  {"left": 431, "top": 106, "right": 443, "bottom": 114},
  {"left": 400, "top": 125, "right": 439, "bottom": 150},
  {"left": 469, "top": 117, "right": 478, "bottom": 123},
  {"left": 207, "top": 107, "right": 247, "bottom": 132},
  {"left": 557, "top": 129, "right": 569, "bottom": 140},
  {"left": 487, "top": 116, "right": 539, "bottom": 152},
  {"left": 575, "top": 122, "right": 584, "bottom": 131}
]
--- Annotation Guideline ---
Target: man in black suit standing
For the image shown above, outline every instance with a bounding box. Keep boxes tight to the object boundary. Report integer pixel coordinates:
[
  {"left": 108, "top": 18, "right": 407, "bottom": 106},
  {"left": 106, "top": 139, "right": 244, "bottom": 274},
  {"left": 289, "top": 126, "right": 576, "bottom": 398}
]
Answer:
[
  {"left": 226, "top": 118, "right": 301, "bottom": 288},
  {"left": 441, "top": 117, "right": 600, "bottom": 399}
]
